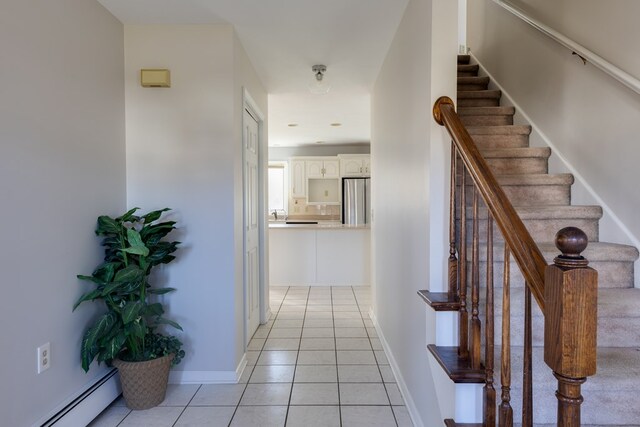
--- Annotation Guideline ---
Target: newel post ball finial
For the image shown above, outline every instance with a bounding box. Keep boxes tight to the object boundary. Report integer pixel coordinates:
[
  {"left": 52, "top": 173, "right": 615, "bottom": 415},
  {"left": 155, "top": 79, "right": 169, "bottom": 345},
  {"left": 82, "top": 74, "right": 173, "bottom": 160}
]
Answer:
[{"left": 554, "top": 227, "right": 589, "bottom": 268}]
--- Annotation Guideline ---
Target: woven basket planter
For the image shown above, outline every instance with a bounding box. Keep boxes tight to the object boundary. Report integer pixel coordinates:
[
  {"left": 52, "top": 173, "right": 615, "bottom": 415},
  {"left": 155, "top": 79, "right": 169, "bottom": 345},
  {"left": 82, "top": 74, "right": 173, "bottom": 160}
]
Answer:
[{"left": 113, "top": 353, "right": 174, "bottom": 410}]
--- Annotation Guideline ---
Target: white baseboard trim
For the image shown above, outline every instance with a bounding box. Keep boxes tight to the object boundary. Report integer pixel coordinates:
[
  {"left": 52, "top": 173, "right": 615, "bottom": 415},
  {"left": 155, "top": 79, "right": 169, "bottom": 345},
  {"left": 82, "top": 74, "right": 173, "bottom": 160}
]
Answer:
[
  {"left": 369, "top": 310, "right": 425, "bottom": 427},
  {"left": 471, "top": 52, "right": 640, "bottom": 265},
  {"left": 36, "top": 369, "right": 121, "bottom": 427},
  {"left": 169, "top": 354, "right": 248, "bottom": 384}
]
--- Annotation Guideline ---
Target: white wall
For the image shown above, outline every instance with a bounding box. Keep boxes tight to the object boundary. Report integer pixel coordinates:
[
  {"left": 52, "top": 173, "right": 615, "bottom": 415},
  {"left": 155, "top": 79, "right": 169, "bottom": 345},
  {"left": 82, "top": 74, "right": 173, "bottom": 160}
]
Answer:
[
  {"left": 371, "top": 0, "right": 457, "bottom": 425},
  {"left": 232, "top": 30, "right": 269, "bottom": 360},
  {"left": 467, "top": 0, "right": 640, "bottom": 251},
  {"left": 125, "top": 24, "right": 267, "bottom": 380},
  {"left": 0, "top": 1, "right": 126, "bottom": 425}
]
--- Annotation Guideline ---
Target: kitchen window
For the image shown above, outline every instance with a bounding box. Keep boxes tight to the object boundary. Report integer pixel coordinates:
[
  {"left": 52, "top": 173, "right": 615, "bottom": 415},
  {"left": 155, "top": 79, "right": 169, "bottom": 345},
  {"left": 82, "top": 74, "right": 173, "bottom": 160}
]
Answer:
[{"left": 268, "top": 162, "right": 288, "bottom": 215}]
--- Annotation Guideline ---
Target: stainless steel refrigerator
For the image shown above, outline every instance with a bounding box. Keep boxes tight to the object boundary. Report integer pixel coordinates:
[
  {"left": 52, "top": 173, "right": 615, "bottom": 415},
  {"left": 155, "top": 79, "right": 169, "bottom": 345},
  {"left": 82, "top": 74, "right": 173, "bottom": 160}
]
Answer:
[{"left": 342, "top": 177, "right": 371, "bottom": 225}]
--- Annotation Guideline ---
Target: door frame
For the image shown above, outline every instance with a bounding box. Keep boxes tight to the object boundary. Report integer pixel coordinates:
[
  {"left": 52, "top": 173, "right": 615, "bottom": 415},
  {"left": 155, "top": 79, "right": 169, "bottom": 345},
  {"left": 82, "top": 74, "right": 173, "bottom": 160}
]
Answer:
[{"left": 242, "top": 88, "right": 268, "bottom": 347}]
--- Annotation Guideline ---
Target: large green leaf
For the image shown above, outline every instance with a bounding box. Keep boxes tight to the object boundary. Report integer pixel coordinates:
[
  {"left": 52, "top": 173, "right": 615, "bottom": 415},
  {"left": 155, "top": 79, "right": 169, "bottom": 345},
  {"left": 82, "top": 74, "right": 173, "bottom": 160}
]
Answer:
[
  {"left": 98, "top": 332, "right": 127, "bottom": 362},
  {"left": 124, "top": 228, "right": 149, "bottom": 257},
  {"left": 126, "top": 319, "right": 147, "bottom": 340},
  {"left": 147, "top": 287, "right": 176, "bottom": 295},
  {"left": 140, "top": 222, "right": 176, "bottom": 240},
  {"left": 80, "top": 312, "right": 117, "bottom": 371},
  {"left": 73, "top": 289, "right": 102, "bottom": 311},
  {"left": 114, "top": 265, "right": 144, "bottom": 283},
  {"left": 92, "top": 262, "right": 120, "bottom": 283},
  {"left": 121, "top": 301, "right": 144, "bottom": 324},
  {"left": 76, "top": 274, "right": 104, "bottom": 285},
  {"left": 96, "top": 216, "right": 120, "bottom": 235},
  {"left": 155, "top": 318, "right": 183, "bottom": 331},
  {"left": 101, "top": 267, "right": 144, "bottom": 297},
  {"left": 145, "top": 303, "right": 164, "bottom": 317},
  {"left": 117, "top": 207, "right": 140, "bottom": 222},
  {"left": 142, "top": 208, "right": 170, "bottom": 224}
]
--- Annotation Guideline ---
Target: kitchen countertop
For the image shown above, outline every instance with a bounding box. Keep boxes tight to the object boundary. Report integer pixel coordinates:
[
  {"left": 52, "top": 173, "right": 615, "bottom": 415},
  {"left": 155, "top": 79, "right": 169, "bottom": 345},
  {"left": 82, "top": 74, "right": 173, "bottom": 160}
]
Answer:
[{"left": 269, "top": 221, "right": 370, "bottom": 230}]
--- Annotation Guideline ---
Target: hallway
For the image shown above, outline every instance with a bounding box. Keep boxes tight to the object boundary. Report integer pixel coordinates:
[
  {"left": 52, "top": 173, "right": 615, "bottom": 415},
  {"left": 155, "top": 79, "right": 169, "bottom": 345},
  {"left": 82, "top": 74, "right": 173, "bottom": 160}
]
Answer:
[{"left": 90, "top": 286, "right": 413, "bottom": 426}]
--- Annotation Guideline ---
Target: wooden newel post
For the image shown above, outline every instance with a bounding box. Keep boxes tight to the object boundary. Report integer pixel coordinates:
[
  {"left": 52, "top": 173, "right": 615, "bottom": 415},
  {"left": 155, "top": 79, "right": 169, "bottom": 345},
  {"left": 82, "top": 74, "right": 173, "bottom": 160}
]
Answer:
[{"left": 544, "top": 227, "right": 598, "bottom": 427}]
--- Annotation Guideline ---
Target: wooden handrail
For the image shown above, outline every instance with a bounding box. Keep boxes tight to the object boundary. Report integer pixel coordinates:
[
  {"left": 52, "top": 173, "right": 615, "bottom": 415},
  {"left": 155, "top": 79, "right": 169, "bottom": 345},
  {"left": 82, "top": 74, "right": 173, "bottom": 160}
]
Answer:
[{"left": 433, "top": 96, "right": 547, "bottom": 310}]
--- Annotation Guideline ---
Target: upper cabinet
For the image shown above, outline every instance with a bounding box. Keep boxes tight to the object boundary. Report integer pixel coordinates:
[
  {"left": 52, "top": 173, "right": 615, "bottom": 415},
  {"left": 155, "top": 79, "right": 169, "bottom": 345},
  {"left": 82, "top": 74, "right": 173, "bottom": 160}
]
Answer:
[
  {"left": 290, "top": 159, "right": 306, "bottom": 198},
  {"left": 307, "top": 158, "right": 340, "bottom": 179},
  {"left": 339, "top": 154, "right": 371, "bottom": 177}
]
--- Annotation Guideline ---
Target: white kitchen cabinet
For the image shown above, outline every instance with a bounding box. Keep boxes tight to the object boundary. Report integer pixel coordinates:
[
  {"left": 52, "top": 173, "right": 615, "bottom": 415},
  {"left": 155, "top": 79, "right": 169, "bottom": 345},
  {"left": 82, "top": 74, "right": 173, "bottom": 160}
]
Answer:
[
  {"left": 339, "top": 155, "right": 371, "bottom": 177},
  {"left": 290, "top": 159, "right": 306, "bottom": 198},
  {"left": 362, "top": 156, "right": 371, "bottom": 175},
  {"left": 269, "top": 226, "right": 370, "bottom": 286},
  {"left": 307, "top": 158, "right": 339, "bottom": 178}
]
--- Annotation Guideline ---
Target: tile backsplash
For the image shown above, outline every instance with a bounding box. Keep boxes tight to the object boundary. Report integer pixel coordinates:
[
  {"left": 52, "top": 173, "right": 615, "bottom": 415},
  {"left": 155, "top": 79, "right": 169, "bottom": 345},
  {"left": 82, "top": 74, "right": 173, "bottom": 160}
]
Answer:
[{"left": 287, "top": 197, "right": 340, "bottom": 220}]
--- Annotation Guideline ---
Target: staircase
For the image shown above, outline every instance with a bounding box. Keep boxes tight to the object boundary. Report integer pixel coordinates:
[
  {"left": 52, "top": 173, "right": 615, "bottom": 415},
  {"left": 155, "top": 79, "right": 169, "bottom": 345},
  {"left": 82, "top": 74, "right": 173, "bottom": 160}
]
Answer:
[{"left": 422, "top": 55, "right": 640, "bottom": 426}]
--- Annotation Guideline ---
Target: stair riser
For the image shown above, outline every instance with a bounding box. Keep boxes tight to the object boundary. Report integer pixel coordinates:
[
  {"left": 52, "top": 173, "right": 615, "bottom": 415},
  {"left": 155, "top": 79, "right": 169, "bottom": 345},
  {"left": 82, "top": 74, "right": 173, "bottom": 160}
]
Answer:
[
  {"left": 463, "top": 260, "right": 634, "bottom": 289},
  {"left": 459, "top": 98, "right": 501, "bottom": 107},
  {"left": 457, "top": 184, "right": 572, "bottom": 207},
  {"left": 457, "top": 156, "right": 549, "bottom": 175},
  {"left": 458, "top": 65, "right": 479, "bottom": 76},
  {"left": 471, "top": 134, "right": 529, "bottom": 148},
  {"left": 458, "top": 83, "right": 489, "bottom": 91},
  {"left": 456, "top": 217, "right": 599, "bottom": 243},
  {"left": 461, "top": 115, "right": 514, "bottom": 126},
  {"left": 489, "top": 315, "right": 640, "bottom": 348},
  {"left": 489, "top": 157, "right": 548, "bottom": 175}
]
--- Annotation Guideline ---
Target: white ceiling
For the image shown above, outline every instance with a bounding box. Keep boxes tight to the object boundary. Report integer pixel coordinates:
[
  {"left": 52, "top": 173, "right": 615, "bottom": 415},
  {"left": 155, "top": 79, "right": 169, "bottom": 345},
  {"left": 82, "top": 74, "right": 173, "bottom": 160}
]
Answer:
[{"left": 98, "top": 0, "right": 409, "bottom": 146}]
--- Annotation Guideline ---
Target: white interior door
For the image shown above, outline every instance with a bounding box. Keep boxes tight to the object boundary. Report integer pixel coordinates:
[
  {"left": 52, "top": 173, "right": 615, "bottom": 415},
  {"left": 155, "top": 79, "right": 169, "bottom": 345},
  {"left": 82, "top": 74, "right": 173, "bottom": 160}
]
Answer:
[{"left": 244, "top": 108, "right": 260, "bottom": 343}]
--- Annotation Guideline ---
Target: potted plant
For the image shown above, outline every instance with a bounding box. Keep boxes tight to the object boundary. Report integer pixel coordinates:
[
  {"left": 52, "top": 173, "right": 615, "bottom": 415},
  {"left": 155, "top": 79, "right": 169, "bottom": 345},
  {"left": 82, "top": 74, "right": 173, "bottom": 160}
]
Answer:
[{"left": 74, "top": 207, "right": 185, "bottom": 410}]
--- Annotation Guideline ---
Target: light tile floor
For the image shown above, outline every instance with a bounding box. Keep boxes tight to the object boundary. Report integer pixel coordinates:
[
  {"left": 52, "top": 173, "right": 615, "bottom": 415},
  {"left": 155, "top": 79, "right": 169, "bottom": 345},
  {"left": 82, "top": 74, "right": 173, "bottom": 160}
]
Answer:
[{"left": 90, "top": 286, "right": 413, "bottom": 427}]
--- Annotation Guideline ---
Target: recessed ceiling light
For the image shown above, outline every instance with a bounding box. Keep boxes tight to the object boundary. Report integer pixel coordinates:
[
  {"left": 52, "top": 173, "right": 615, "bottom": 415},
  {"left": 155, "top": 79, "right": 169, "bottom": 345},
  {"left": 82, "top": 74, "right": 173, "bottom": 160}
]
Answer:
[
  {"left": 288, "top": 123, "right": 298, "bottom": 127},
  {"left": 330, "top": 123, "right": 342, "bottom": 127}
]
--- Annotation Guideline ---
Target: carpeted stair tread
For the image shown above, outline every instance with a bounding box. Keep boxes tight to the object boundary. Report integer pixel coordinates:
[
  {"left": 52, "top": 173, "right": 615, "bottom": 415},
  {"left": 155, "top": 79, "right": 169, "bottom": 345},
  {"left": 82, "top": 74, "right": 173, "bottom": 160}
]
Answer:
[
  {"left": 458, "top": 54, "right": 471, "bottom": 64},
  {"left": 466, "top": 125, "right": 531, "bottom": 135},
  {"left": 458, "top": 64, "right": 478, "bottom": 73},
  {"left": 458, "top": 106, "right": 516, "bottom": 116}
]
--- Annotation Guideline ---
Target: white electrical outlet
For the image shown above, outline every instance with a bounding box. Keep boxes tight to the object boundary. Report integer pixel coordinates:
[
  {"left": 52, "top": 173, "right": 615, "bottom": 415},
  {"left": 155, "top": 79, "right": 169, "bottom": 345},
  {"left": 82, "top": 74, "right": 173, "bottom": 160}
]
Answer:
[{"left": 37, "top": 342, "right": 50, "bottom": 373}]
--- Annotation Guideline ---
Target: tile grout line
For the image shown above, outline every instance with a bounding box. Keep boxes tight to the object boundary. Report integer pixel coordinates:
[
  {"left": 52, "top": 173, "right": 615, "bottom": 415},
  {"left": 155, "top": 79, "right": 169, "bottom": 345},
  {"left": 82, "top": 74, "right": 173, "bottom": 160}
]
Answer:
[
  {"left": 283, "top": 285, "right": 310, "bottom": 426},
  {"left": 350, "top": 286, "right": 400, "bottom": 427},
  {"left": 226, "top": 286, "right": 289, "bottom": 426},
  {"left": 332, "top": 286, "right": 343, "bottom": 427},
  {"left": 169, "top": 384, "right": 203, "bottom": 427}
]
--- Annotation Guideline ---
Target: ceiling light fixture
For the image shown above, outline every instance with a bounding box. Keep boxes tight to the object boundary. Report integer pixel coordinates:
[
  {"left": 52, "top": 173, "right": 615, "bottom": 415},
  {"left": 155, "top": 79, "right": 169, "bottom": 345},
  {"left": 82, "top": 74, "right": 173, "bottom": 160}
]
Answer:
[
  {"left": 288, "top": 123, "right": 298, "bottom": 127},
  {"left": 309, "top": 64, "right": 331, "bottom": 95},
  {"left": 330, "top": 123, "right": 342, "bottom": 127}
]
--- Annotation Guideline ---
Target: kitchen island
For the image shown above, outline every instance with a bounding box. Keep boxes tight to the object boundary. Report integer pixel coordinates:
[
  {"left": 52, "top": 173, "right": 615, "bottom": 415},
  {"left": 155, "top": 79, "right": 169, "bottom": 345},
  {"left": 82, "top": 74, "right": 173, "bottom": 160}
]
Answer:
[{"left": 269, "top": 222, "right": 370, "bottom": 286}]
